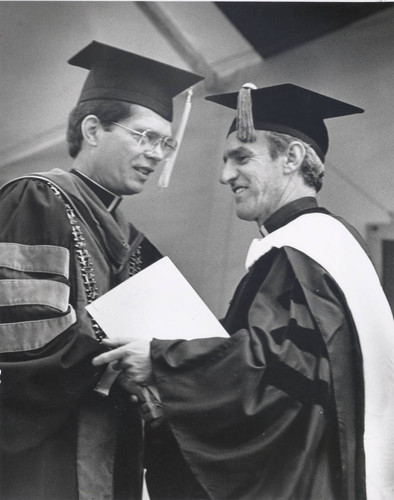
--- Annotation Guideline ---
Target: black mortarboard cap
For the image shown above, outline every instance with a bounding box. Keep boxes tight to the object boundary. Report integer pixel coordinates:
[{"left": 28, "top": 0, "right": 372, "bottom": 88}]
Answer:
[
  {"left": 206, "top": 83, "right": 364, "bottom": 160},
  {"left": 68, "top": 41, "right": 203, "bottom": 121}
]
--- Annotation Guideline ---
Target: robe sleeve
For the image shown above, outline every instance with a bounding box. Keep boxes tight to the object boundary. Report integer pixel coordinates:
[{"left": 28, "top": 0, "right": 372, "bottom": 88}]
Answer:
[
  {"left": 0, "top": 179, "right": 107, "bottom": 452},
  {"left": 150, "top": 249, "right": 340, "bottom": 499}
]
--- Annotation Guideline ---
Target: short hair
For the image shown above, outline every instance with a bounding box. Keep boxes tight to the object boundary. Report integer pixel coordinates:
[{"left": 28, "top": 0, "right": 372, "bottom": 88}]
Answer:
[
  {"left": 263, "top": 131, "right": 325, "bottom": 192},
  {"left": 67, "top": 99, "right": 133, "bottom": 158}
]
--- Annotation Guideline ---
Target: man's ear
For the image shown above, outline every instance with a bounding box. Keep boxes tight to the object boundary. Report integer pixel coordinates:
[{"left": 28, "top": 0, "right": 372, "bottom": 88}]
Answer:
[
  {"left": 81, "top": 115, "right": 101, "bottom": 146},
  {"left": 283, "top": 140, "right": 306, "bottom": 175}
]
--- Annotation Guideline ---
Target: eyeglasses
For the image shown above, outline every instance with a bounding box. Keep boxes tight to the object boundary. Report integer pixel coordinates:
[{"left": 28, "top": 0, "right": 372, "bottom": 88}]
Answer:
[{"left": 111, "top": 121, "right": 177, "bottom": 159}]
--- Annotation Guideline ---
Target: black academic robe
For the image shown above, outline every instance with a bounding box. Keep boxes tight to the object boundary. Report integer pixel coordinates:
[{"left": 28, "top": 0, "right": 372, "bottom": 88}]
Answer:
[
  {"left": 147, "top": 199, "right": 366, "bottom": 500},
  {"left": 0, "top": 169, "right": 162, "bottom": 500}
]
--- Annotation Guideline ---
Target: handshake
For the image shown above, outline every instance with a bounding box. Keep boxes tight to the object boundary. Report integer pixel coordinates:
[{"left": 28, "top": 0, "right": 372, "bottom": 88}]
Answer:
[{"left": 93, "top": 337, "right": 164, "bottom": 427}]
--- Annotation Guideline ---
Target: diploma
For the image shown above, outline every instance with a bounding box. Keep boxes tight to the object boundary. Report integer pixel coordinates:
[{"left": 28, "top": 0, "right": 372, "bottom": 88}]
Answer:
[
  {"left": 86, "top": 256, "right": 228, "bottom": 341},
  {"left": 87, "top": 257, "right": 228, "bottom": 396}
]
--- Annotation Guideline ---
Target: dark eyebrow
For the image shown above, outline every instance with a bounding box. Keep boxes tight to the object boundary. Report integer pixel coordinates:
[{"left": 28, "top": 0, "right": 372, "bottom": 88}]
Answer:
[{"left": 223, "top": 146, "right": 253, "bottom": 163}]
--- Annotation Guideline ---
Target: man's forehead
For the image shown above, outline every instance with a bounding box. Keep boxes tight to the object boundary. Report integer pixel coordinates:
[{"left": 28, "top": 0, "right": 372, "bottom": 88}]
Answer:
[
  {"left": 125, "top": 104, "right": 172, "bottom": 134},
  {"left": 225, "top": 130, "right": 268, "bottom": 152}
]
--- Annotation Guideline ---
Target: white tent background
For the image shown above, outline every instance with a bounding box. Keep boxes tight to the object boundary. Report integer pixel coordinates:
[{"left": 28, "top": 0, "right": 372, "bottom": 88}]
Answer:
[{"left": 0, "top": 1, "right": 393, "bottom": 317}]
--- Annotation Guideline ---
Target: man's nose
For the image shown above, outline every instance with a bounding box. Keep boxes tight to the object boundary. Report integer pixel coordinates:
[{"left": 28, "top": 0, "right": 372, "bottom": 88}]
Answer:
[
  {"left": 220, "top": 161, "right": 238, "bottom": 185},
  {"left": 143, "top": 143, "right": 165, "bottom": 162}
]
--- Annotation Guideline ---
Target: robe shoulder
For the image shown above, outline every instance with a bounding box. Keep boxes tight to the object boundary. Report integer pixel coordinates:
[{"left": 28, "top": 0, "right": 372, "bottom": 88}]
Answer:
[{"left": 0, "top": 176, "right": 73, "bottom": 247}]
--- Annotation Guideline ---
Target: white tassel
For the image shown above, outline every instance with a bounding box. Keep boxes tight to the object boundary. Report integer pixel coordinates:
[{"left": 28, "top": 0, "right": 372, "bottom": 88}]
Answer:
[{"left": 158, "top": 89, "right": 193, "bottom": 188}]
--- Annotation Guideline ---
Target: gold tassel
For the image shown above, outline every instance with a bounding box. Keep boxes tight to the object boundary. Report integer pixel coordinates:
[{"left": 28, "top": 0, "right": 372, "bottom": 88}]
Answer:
[{"left": 236, "top": 83, "right": 257, "bottom": 142}]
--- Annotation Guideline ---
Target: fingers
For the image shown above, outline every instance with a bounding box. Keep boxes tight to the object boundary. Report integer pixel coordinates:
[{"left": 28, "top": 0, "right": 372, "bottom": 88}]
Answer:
[
  {"left": 92, "top": 338, "right": 153, "bottom": 388},
  {"left": 92, "top": 345, "right": 127, "bottom": 366},
  {"left": 101, "top": 337, "right": 129, "bottom": 347},
  {"left": 92, "top": 338, "right": 151, "bottom": 364}
]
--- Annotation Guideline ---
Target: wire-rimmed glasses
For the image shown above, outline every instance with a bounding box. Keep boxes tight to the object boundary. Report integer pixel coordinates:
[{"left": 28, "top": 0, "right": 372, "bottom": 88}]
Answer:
[{"left": 111, "top": 121, "right": 177, "bottom": 159}]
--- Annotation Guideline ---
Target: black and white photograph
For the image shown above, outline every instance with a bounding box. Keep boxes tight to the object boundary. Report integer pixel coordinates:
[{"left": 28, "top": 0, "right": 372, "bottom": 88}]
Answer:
[{"left": 1, "top": 2, "right": 394, "bottom": 499}]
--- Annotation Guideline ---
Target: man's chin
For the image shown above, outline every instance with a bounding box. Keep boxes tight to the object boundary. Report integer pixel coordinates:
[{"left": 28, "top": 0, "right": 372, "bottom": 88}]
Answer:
[
  {"left": 235, "top": 208, "right": 256, "bottom": 222},
  {"left": 122, "top": 183, "right": 146, "bottom": 196}
]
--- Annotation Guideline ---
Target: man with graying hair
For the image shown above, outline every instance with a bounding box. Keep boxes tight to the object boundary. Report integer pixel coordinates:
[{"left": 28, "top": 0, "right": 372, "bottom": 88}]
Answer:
[
  {"left": 0, "top": 40, "right": 202, "bottom": 500},
  {"left": 94, "top": 83, "right": 394, "bottom": 499}
]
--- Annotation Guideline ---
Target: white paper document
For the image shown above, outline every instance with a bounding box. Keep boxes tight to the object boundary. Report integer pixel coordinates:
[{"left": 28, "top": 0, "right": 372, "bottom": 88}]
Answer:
[{"left": 86, "top": 256, "right": 228, "bottom": 340}]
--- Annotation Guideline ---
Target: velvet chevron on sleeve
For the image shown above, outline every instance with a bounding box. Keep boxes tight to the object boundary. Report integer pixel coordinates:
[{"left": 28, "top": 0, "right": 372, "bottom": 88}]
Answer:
[
  {"left": 0, "top": 179, "right": 109, "bottom": 452},
  {"left": 0, "top": 170, "right": 161, "bottom": 500}
]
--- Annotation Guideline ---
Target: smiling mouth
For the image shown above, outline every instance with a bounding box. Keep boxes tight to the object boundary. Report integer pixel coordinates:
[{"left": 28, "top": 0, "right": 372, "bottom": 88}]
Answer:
[
  {"left": 134, "top": 166, "right": 154, "bottom": 176},
  {"left": 232, "top": 185, "right": 248, "bottom": 195}
]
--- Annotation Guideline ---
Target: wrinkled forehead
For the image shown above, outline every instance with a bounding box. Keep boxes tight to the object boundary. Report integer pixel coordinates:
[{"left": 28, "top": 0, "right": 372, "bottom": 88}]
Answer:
[
  {"left": 222, "top": 131, "right": 275, "bottom": 164},
  {"left": 224, "top": 129, "right": 270, "bottom": 153}
]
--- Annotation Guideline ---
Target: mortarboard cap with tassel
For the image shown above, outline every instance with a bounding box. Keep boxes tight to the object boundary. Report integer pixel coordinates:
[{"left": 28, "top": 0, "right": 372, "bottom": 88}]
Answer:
[
  {"left": 68, "top": 40, "right": 203, "bottom": 122},
  {"left": 206, "top": 83, "right": 364, "bottom": 161}
]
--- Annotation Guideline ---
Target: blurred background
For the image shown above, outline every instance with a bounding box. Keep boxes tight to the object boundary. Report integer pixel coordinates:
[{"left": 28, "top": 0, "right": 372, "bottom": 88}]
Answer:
[{"left": 1, "top": 1, "right": 394, "bottom": 315}]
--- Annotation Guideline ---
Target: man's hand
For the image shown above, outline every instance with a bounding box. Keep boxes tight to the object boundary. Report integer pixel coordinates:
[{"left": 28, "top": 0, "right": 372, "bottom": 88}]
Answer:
[
  {"left": 92, "top": 337, "right": 153, "bottom": 387},
  {"left": 92, "top": 338, "right": 165, "bottom": 426}
]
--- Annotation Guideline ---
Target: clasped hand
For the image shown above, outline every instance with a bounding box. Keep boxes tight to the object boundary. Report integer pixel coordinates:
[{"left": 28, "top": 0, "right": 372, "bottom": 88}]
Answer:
[
  {"left": 93, "top": 337, "right": 164, "bottom": 426},
  {"left": 92, "top": 336, "right": 153, "bottom": 388}
]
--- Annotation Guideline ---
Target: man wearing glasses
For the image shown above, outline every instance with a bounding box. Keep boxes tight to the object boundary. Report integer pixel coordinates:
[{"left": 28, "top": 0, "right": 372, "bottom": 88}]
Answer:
[{"left": 0, "top": 40, "right": 201, "bottom": 500}]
